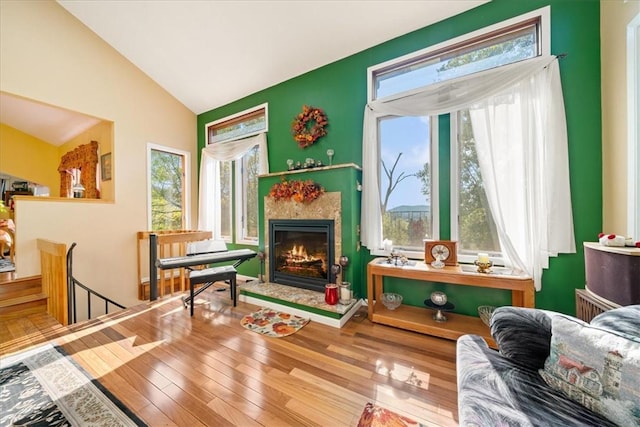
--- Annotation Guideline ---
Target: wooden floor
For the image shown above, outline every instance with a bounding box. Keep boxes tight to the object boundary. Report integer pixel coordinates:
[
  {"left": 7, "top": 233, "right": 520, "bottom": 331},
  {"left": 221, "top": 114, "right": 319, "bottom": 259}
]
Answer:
[{"left": 0, "top": 288, "right": 460, "bottom": 426}]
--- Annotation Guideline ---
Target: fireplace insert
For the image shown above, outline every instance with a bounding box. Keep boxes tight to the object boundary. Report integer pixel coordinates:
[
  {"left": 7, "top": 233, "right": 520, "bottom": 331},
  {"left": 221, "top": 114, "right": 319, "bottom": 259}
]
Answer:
[{"left": 269, "top": 219, "right": 335, "bottom": 292}]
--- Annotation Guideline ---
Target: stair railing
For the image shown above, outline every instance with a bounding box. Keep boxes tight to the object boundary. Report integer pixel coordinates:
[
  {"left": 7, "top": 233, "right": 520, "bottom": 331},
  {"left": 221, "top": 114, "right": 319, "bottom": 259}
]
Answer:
[{"left": 66, "top": 242, "right": 125, "bottom": 324}]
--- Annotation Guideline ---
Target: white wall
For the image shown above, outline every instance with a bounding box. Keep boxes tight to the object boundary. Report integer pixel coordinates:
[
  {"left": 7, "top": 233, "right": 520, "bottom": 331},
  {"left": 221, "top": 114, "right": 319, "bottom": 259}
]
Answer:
[{"left": 0, "top": 1, "right": 197, "bottom": 306}]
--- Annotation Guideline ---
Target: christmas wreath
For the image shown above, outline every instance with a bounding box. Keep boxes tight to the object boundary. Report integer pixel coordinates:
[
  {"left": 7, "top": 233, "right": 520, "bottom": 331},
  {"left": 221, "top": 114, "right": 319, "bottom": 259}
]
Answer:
[
  {"left": 291, "top": 105, "right": 328, "bottom": 148},
  {"left": 269, "top": 178, "right": 325, "bottom": 203}
]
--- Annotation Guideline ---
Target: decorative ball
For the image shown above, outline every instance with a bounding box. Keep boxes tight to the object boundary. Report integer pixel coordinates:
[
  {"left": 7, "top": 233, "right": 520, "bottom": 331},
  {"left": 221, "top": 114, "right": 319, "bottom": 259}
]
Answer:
[{"left": 430, "top": 291, "right": 447, "bottom": 306}]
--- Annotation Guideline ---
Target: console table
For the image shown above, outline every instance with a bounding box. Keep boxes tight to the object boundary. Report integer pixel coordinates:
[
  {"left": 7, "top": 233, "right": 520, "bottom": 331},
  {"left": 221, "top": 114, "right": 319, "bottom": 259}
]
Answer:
[{"left": 367, "top": 258, "right": 535, "bottom": 348}]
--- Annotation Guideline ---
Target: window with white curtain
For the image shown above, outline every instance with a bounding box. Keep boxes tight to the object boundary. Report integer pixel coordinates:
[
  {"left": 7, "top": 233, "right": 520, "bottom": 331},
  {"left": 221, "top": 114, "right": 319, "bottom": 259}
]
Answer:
[
  {"left": 363, "top": 7, "right": 573, "bottom": 290},
  {"left": 368, "top": 7, "right": 546, "bottom": 261},
  {"left": 200, "top": 104, "right": 269, "bottom": 244}
]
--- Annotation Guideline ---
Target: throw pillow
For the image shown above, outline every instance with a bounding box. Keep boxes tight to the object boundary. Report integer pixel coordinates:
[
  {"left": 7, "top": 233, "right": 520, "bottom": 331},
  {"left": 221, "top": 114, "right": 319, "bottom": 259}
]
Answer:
[
  {"left": 539, "top": 315, "right": 640, "bottom": 426},
  {"left": 591, "top": 305, "right": 640, "bottom": 337}
]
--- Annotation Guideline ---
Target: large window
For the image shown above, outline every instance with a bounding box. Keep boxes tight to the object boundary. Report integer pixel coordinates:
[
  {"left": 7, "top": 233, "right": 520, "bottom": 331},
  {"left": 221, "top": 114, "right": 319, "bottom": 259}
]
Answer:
[
  {"left": 205, "top": 104, "right": 267, "bottom": 245},
  {"left": 147, "top": 144, "right": 190, "bottom": 230},
  {"left": 368, "top": 7, "right": 548, "bottom": 261},
  {"left": 379, "top": 116, "right": 435, "bottom": 251}
]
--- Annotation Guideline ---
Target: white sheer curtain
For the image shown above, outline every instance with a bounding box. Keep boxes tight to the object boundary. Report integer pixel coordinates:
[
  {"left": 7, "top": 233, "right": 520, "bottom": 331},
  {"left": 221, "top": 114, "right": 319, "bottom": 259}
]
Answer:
[
  {"left": 197, "top": 133, "right": 269, "bottom": 236},
  {"left": 361, "top": 55, "right": 574, "bottom": 289},
  {"left": 469, "top": 60, "right": 574, "bottom": 289}
]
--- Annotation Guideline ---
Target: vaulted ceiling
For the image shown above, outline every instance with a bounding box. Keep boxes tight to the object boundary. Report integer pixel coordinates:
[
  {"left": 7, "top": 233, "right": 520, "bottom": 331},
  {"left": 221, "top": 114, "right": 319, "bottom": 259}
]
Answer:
[{"left": 2, "top": 1, "right": 488, "bottom": 145}]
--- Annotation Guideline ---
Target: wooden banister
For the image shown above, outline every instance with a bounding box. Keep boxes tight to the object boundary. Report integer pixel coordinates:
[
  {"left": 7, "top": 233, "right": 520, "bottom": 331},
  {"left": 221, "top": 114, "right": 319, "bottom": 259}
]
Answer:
[
  {"left": 136, "top": 230, "right": 212, "bottom": 299},
  {"left": 37, "top": 238, "right": 68, "bottom": 325}
]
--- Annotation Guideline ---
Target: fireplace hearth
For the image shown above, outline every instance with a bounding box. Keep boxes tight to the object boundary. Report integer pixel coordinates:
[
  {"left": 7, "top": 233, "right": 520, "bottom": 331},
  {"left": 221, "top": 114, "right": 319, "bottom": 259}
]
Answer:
[{"left": 269, "top": 219, "right": 335, "bottom": 292}]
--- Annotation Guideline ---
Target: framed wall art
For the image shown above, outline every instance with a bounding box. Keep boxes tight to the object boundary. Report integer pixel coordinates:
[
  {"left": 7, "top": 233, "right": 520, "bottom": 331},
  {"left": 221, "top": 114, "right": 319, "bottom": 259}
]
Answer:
[{"left": 101, "top": 152, "right": 112, "bottom": 181}]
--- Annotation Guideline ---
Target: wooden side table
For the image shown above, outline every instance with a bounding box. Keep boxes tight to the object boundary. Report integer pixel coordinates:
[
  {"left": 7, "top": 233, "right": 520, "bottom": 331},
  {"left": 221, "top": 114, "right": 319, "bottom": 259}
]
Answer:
[{"left": 367, "top": 258, "right": 535, "bottom": 348}]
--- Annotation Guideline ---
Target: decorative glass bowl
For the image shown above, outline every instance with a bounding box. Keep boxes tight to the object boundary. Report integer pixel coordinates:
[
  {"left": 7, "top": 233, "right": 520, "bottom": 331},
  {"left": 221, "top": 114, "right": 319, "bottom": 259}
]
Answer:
[
  {"left": 381, "top": 293, "right": 403, "bottom": 310},
  {"left": 478, "top": 305, "right": 497, "bottom": 326}
]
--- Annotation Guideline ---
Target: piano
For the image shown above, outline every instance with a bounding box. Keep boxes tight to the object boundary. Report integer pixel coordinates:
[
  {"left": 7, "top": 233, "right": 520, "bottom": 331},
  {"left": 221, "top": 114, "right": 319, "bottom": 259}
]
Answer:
[
  {"left": 148, "top": 234, "right": 257, "bottom": 301},
  {"left": 156, "top": 248, "right": 257, "bottom": 270}
]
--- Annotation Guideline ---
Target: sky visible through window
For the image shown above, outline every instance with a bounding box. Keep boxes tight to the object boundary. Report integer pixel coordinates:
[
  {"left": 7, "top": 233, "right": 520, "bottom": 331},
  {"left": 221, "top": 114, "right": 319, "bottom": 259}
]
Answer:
[{"left": 380, "top": 116, "right": 430, "bottom": 211}]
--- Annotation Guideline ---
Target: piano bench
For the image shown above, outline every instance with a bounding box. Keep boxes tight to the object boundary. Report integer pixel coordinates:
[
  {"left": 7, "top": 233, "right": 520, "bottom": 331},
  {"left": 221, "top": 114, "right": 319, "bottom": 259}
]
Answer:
[{"left": 187, "top": 265, "right": 237, "bottom": 316}]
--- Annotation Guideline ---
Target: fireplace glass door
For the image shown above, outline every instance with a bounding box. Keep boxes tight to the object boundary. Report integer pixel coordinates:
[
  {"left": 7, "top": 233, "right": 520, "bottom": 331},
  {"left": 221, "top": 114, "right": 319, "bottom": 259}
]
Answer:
[{"left": 269, "top": 219, "right": 335, "bottom": 292}]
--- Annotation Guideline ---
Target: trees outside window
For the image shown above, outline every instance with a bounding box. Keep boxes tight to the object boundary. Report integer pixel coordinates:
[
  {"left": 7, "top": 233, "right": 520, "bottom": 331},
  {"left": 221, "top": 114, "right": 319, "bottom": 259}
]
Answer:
[
  {"left": 236, "top": 145, "right": 260, "bottom": 243},
  {"left": 148, "top": 146, "right": 189, "bottom": 230}
]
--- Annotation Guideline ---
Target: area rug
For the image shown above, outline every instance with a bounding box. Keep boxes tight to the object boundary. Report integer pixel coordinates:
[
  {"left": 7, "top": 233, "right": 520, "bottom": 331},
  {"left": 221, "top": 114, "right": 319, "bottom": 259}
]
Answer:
[
  {"left": 0, "top": 343, "right": 146, "bottom": 426},
  {"left": 0, "top": 258, "right": 15, "bottom": 273},
  {"left": 357, "top": 402, "right": 426, "bottom": 427},
  {"left": 240, "top": 307, "right": 309, "bottom": 337}
]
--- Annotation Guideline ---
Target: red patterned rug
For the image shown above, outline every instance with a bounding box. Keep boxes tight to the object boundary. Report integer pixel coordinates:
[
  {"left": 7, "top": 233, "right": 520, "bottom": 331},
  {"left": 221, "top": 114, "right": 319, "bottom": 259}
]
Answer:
[
  {"left": 240, "top": 307, "right": 309, "bottom": 337},
  {"left": 357, "top": 402, "right": 425, "bottom": 427}
]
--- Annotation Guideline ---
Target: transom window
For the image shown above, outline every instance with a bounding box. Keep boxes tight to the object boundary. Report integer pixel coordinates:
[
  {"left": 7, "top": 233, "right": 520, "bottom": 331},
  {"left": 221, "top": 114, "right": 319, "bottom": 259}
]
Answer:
[
  {"left": 208, "top": 107, "right": 266, "bottom": 144},
  {"left": 372, "top": 19, "right": 540, "bottom": 101}
]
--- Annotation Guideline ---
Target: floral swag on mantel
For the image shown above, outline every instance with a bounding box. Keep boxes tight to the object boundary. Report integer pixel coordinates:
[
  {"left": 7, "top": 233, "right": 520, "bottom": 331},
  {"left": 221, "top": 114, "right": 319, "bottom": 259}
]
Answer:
[{"left": 269, "top": 178, "right": 325, "bottom": 203}]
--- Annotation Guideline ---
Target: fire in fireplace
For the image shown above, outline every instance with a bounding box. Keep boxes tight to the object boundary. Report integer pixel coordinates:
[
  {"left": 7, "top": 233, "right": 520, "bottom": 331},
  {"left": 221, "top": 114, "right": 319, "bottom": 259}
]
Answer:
[{"left": 269, "top": 219, "right": 335, "bottom": 292}]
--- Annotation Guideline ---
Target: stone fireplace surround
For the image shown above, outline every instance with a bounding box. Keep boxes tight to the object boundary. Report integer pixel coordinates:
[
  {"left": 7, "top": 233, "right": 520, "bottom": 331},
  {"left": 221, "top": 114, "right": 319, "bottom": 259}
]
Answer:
[
  {"left": 239, "top": 164, "right": 363, "bottom": 328},
  {"left": 239, "top": 192, "right": 360, "bottom": 327},
  {"left": 264, "top": 192, "right": 342, "bottom": 284}
]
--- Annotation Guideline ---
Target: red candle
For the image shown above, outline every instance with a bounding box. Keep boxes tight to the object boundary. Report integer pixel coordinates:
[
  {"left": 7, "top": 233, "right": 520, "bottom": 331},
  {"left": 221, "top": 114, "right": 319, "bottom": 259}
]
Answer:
[{"left": 324, "top": 284, "right": 339, "bottom": 305}]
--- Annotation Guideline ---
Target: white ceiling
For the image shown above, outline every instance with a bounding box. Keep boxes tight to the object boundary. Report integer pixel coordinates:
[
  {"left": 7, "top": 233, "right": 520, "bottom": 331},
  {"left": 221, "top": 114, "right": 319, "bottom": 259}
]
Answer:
[
  {"left": 1, "top": 1, "right": 488, "bottom": 145},
  {"left": 0, "top": 92, "right": 102, "bottom": 146},
  {"left": 58, "top": 0, "right": 488, "bottom": 114}
]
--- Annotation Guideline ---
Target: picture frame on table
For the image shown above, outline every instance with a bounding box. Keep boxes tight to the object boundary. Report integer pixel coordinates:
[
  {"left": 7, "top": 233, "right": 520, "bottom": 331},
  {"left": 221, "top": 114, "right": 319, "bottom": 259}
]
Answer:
[{"left": 101, "top": 152, "right": 112, "bottom": 181}]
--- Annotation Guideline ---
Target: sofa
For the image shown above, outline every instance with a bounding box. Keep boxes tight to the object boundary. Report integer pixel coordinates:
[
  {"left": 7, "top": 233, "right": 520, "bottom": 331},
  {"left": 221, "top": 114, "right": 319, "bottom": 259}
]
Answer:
[{"left": 456, "top": 304, "right": 640, "bottom": 426}]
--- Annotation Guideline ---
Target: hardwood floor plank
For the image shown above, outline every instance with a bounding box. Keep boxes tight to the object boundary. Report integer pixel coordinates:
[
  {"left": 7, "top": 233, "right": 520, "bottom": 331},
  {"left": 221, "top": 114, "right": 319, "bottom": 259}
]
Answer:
[
  {"left": 1, "top": 291, "right": 462, "bottom": 426},
  {"left": 206, "top": 396, "right": 264, "bottom": 427}
]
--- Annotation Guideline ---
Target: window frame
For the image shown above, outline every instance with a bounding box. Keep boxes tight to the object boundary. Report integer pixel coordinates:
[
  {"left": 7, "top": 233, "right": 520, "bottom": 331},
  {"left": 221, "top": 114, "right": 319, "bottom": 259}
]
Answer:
[
  {"left": 146, "top": 142, "right": 191, "bottom": 231},
  {"left": 369, "top": 117, "right": 439, "bottom": 259},
  {"left": 366, "top": 7, "right": 550, "bottom": 261},
  {"left": 205, "top": 103, "right": 267, "bottom": 246}
]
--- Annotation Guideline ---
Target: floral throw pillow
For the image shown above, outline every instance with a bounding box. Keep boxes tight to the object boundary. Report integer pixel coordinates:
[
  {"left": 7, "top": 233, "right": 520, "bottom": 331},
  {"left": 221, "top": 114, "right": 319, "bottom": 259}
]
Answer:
[{"left": 539, "top": 315, "right": 640, "bottom": 426}]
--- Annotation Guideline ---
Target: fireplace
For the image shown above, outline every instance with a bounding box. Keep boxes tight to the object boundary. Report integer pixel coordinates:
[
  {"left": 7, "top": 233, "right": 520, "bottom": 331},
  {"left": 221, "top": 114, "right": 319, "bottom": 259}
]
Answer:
[{"left": 269, "top": 219, "right": 335, "bottom": 292}]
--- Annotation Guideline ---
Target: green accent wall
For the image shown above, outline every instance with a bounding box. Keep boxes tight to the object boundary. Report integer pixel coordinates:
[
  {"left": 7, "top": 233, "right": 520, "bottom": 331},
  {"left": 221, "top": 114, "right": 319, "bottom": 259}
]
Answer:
[{"left": 198, "top": 0, "right": 602, "bottom": 316}]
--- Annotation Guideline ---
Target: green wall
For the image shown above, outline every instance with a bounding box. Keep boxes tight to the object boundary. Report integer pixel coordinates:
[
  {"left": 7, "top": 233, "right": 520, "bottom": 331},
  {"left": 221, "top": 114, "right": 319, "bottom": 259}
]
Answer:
[{"left": 197, "top": 0, "right": 602, "bottom": 316}]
